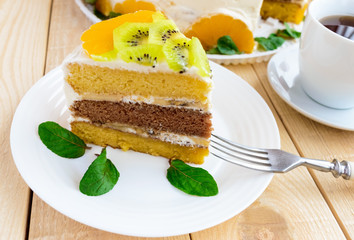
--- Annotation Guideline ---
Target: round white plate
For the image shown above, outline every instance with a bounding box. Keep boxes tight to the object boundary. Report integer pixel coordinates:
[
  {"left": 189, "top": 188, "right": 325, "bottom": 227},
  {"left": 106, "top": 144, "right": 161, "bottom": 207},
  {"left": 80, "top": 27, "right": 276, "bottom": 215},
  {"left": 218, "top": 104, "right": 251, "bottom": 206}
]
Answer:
[
  {"left": 268, "top": 46, "right": 354, "bottom": 131},
  {"left": 207, "top": 41, "right": 296, "bottom": 65},
  {"left": 76, "top": 0, "right": 100, "bottom": 24},
  {"left": 11, "top": 62, "right": 279, "bottom": 237},
  {"left": 75, "top": 0, "right": 301, "bottom": 65}
]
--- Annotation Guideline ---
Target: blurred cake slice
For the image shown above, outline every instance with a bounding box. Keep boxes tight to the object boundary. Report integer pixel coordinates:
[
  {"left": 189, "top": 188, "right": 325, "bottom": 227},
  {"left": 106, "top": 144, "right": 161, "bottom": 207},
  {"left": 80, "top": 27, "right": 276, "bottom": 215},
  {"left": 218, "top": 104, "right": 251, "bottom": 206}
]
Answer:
[
  {"left": 94, "top": 0, "right": 264, "bottom": 53},
  {"left": 260, "top": 0, "right": 309, "bottom": 24}
]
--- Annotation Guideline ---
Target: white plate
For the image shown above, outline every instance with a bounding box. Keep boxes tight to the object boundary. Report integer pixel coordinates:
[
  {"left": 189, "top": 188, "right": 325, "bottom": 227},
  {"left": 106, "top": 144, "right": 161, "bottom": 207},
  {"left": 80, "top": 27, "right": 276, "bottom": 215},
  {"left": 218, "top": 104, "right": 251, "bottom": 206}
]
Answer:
[
  {"left": 75, "top": 0, "right": 301, "bottom": 65},
  {"left": 207, "top": 42, "right": 296, "bottom": 65},
  {"left": 268, "top": 46, "right": 354, "bottom": 131},
  {"left": 76, "top": 0, "right": 100, "bottom": 24},
  {"left": 11, "top": 62, "right": 279, "bottom": 237}
]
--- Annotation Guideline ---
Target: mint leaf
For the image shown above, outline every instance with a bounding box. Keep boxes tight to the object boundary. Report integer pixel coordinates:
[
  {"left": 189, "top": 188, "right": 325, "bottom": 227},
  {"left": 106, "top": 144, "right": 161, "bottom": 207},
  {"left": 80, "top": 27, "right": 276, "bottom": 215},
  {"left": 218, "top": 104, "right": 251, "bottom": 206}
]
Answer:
[
  {"left": 108, "top": 11, "right": 122, "bottom": 18},
  {"left": 93, "top": 8, "right": 109, "bottom": 20},
  {"left": 284, "top": 22, "right": 301, "bottom": 38},
  {"left": 167, "top": 160, "right": 218, "bottom": 196},
  {"left": 85, "top": 0, "right": 97, "bottom": 4},
  {"left": 255, "top": 33, "right": 285, "bottom": 51},
  {"left": 216, "top": 35, "right": 241, "bottom": 55},
  {"left": 206, "top": 47, "right": 221, "bottom": 54},
  {"left": 80, "top": 148, "right": 119, "bottom": 196},
  {"left": 275, "top": 30, "right": 291, "bottom": 39},
  {"left": 206, "top": 36, "right": 241, "bottom": 55},
  {"left": 38, "top": 121, "right": 88, "bottom": 158},
  {"left": 93, "top": 8, "right": 121, "bottom": 20},
  {"left": 276, "top": 22, "right": 301, "bottom": 39}
]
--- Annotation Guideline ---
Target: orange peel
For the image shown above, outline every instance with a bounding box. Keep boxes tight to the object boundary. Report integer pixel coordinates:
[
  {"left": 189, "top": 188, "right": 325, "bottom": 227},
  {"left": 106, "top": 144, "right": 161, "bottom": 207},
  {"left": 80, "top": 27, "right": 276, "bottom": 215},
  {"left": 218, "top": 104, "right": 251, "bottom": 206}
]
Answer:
[
  {"left": 184, "top": 14, "right": 255, "bottom": 54},
  {"left": 81, "top": 10, "right": 156, "bottom": 56},
  {"left": 113, "top": 0, "right": 156, "bottom": 14}
]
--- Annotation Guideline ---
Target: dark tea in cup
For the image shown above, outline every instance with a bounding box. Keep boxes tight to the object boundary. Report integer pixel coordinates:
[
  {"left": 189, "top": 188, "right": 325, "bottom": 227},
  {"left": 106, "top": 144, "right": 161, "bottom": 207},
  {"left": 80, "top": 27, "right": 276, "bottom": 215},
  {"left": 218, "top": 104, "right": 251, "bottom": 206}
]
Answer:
[{"left": 320, "top": 15, "right": 354, "bottom": 40}]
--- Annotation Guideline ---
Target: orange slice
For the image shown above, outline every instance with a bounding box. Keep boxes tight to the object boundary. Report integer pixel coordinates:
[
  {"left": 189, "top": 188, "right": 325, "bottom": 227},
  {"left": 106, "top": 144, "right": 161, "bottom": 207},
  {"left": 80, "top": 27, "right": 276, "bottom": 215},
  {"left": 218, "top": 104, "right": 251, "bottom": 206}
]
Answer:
[
  {"left": 81, "top": 10, "right": 155, "bottom": 56},
  {"left": 184, "top": 14, "right": 255, "bottom": 54},
  {"left": 95, "top": 0, "right": 157, "bottom": 17},
  {"left": 114, "top": 0, "right": 156, "bottom": 14}
]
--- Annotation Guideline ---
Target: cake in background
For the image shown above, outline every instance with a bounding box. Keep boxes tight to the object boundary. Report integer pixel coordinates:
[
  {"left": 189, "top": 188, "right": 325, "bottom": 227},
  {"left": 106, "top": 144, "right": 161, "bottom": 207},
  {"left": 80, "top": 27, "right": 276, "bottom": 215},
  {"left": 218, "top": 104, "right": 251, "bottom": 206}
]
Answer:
[
  {"left": 63, "top": 11, "right": 213, "bottom": 164},
  {"left": 261, "top": 0, "right": 309, "bottom": 24},
  {"left": 92, "top": 0, "right": 308, "bottom": 53},
  {"left": 94, "top": 0, "right": 264, "bottom": 53}
]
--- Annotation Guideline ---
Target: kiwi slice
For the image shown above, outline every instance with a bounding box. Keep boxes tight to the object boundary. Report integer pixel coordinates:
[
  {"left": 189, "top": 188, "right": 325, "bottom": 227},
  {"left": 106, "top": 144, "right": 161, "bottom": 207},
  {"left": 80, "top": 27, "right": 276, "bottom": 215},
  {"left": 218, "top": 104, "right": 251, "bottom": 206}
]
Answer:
[
  {"left": 152, "top": 11, "right": 166, "bottom": 22},
  {"left": 189, "top": 37, "right": 211, "bottom": 77},
  {"left": 113, "top": 22, "right": 151, "bottom": 50},
  {"left": 118, "top": 44, "right": 163, "bottom": 67},
  {"left": 163, "top": 37, "right": 211, "bottom": 76},
  {"left": 149, "top": 20, "right": 184, "bottom": 45},
  {"left": 163, "top": 38, "right": 191, "bottom": 73},
  {"left": 91, "top": 49, "right": 118, "bottom": 62}
]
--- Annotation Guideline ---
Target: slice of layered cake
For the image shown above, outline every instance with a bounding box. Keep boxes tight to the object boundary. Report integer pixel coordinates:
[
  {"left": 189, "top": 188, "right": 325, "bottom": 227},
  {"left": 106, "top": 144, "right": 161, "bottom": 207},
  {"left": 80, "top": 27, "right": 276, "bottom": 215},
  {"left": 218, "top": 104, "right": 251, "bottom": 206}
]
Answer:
[{"left": 63, "top": 11, "right": 213, "bottom": 164}]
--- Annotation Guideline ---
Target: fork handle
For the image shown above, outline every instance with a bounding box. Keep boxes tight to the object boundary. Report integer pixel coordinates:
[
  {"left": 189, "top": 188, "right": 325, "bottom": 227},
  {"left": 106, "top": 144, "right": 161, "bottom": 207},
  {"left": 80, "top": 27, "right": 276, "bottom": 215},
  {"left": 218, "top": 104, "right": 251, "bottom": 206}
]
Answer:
[{"left": 304, "top": 159, "right": 353, "bottom": 180}]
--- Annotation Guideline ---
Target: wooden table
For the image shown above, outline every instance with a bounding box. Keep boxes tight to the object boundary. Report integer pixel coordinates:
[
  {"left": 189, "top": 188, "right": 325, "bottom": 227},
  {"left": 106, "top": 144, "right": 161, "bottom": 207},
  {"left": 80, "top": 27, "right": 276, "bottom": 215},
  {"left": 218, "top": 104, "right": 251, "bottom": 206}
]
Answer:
[{"left": 1, "top": 0, "right": 353, "bottom": 239}]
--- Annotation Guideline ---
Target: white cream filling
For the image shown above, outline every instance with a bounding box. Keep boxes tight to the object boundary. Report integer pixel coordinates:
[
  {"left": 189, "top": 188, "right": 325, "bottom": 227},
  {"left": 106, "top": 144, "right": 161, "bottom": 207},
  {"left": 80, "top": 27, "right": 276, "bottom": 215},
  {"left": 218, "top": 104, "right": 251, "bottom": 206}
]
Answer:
[{"left": 69, "top": 116, "right": 209, "bottom": 148}]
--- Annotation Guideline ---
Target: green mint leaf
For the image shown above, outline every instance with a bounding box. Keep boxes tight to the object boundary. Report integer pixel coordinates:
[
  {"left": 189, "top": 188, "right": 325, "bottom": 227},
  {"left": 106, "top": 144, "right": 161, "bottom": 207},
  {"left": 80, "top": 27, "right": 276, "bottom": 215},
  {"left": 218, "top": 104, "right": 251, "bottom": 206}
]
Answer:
[
  {"left": 284, "top": 22, "right": 301, "bottom": 38},
  {"left": 206, "top": 47, "right": 221, "bottom": 54},
  {"left": 216, "top": 35, "right": 241, "bottom": 55},
  {"left": 93, "top": 8, "right": 109, "bottom": 20},
  {"left": 108, "top": 11, "right": 122, "bottom": 18},
  {"left": 85, "top": 0, "right": 97, "bottom": 4},
  {"left": 167, "top": 159, "right": 218, "bottom": 196},
  {"left": 80, "top": 148, "right": 119, "bottom": 196},
  {"left": 255, "top": 33, "right": 285, "bottom": 51},
  {"left": 93, "top": 8, "right": 122, "bottom": 20},
  {"left": 275, "top": 29, "right": 291, "bottom": 39},
  {"left": 276, "top": 23, "right": 301, "bottom": 39},
  {"left": 38, "top": 121, "right": 88, "bottom": 158}
]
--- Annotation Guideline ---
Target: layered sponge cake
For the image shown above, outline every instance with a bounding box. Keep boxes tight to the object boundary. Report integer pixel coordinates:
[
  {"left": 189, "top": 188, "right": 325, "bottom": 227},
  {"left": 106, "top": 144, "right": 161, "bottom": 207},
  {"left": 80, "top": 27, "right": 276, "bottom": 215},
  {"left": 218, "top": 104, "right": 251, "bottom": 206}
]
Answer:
[{"left": 63, "top": 11, "right": 213, "bottom": 164}]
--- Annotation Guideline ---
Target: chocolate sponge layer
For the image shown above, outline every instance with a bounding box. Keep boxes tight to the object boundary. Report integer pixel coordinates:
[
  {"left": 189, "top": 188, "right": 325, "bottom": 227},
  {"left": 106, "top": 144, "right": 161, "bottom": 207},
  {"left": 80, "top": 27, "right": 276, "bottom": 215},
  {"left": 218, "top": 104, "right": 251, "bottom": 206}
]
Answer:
[{"left": 70, "top": 100, "right": 212, "bottom": 138}]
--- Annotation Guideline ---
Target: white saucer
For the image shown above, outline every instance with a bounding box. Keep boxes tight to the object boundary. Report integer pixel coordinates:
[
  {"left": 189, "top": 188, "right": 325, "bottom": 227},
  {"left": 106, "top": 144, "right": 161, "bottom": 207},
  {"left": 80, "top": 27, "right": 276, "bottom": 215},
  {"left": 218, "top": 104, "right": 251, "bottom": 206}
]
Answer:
[{"left": 268, "top": 46, "right": 354, "bottom": 131}]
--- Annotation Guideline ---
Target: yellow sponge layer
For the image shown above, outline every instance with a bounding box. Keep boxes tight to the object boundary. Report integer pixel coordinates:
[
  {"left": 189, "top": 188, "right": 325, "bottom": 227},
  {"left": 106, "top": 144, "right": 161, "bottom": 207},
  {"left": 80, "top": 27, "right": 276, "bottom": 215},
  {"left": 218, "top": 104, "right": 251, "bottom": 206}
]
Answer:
[
  {"left": 261, "top": 1, "right": 308, "bottom": 24},
  {"left": 66, "top": 63, "right": 212, "bottom": 104},
  {"left": 71, "top": 121, "right": 209, "bottom": 164}
]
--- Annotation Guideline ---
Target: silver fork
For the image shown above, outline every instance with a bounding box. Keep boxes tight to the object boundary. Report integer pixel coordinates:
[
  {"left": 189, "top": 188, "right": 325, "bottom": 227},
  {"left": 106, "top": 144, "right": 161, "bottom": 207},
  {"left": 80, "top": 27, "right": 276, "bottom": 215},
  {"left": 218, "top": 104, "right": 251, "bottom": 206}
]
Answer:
[{"left": 210, "top": 134, "right": 353, "bottom": 180}]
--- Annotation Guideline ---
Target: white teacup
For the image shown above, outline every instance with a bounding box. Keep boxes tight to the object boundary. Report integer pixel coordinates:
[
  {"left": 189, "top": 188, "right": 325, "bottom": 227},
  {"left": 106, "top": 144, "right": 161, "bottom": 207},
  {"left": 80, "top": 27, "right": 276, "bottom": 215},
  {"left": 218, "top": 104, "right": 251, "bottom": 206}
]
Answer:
[{"left": 299, "top": 0, "right": 354, "bottom": 109}]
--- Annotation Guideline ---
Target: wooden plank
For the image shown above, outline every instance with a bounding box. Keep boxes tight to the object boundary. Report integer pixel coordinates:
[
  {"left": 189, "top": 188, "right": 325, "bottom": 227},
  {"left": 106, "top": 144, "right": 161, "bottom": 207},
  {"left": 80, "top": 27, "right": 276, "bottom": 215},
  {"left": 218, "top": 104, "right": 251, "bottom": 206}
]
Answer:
[
  {"left": 44, "top": 0, "right": 91, "bottom": 72},
  {"left": 0, "top": 0, "right": 52, "bottom": 238},
  {"left": 25, "top": 0, "right": 349, "bottom": 238},
  {"left": 27, "top": 0, "right": 189, "bottom": 239},
  {"left": 30, "top": 194, "right": 188, "bottom": 240},
  {"left": 190, "top": 65, "right": 346, "bottom": 239},
  {"left": 252, "top": 62, "right": 354, "bottom": 239}
]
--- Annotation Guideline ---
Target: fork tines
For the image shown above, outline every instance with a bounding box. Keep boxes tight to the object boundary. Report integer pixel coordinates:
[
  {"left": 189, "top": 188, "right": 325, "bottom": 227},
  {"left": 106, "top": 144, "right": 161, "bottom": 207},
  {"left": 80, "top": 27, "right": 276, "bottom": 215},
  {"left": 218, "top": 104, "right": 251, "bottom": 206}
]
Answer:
[{"left": 210, "top": 134, "right": 273, "bottom": 172}]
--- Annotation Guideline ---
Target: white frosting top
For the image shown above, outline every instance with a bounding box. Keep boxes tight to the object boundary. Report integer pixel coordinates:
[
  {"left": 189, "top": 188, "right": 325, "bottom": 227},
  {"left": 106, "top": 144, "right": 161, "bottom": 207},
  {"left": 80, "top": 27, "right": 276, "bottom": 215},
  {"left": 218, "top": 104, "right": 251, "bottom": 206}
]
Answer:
[
  {"left": 63, "top": 46, "right": 212, "bottom": 84},
  {"left": 109, "top": 0, "right": 263, "bottom": 31}
]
